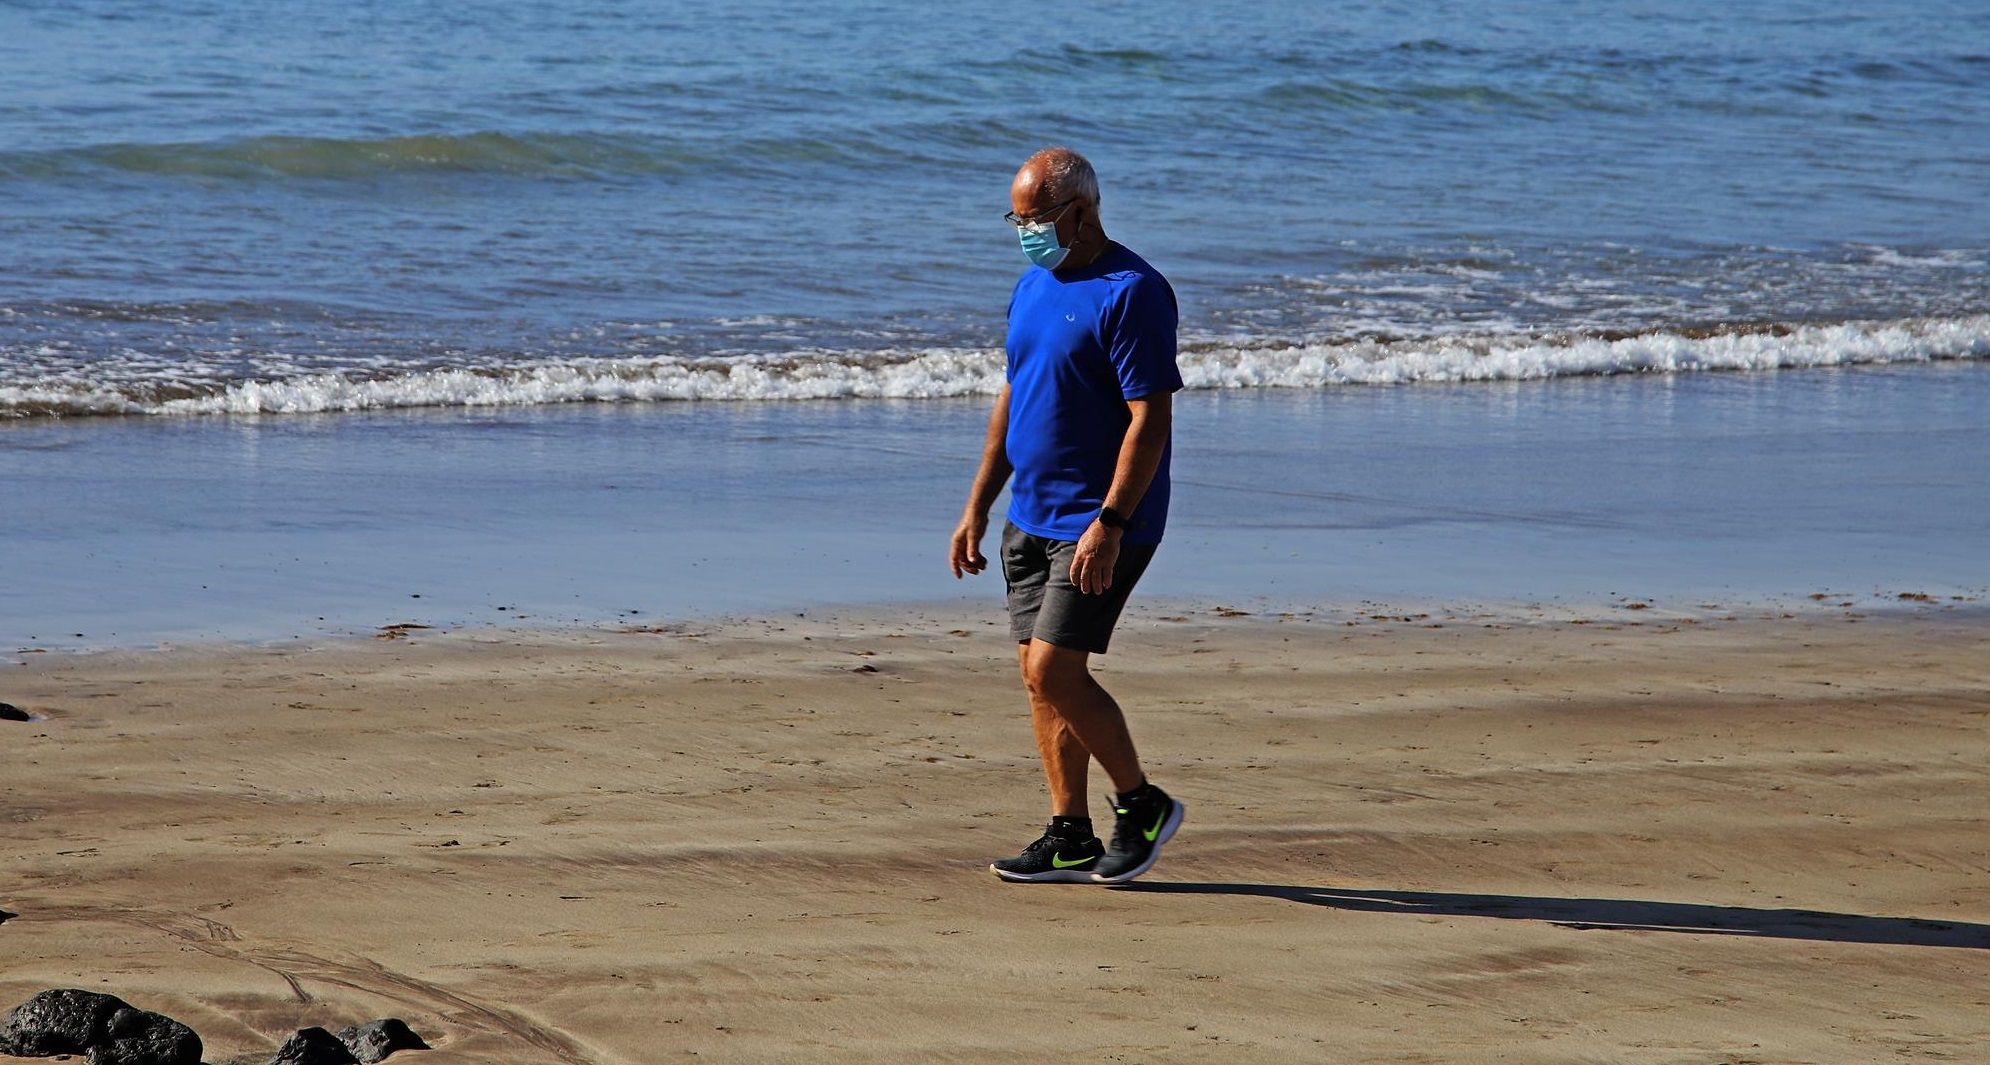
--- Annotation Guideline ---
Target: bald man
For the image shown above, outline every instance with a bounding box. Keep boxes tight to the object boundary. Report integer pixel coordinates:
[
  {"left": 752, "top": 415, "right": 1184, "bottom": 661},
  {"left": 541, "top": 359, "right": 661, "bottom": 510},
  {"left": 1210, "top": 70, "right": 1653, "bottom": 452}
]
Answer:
[{"left": 949, "top": 147, "right": 1186, "bottom": 884}]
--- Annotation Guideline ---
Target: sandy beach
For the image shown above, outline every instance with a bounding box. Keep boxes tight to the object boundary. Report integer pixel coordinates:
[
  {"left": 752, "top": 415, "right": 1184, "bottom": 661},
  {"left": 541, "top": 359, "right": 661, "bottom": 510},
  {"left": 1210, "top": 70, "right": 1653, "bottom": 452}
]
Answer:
[{"left": 3, "top": 601, "right": 1984, "bottom": 1063}]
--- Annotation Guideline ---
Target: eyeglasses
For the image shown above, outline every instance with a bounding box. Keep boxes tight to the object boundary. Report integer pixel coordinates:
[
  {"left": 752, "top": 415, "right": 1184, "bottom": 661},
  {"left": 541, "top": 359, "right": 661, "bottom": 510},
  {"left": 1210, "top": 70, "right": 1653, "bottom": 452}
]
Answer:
[{"left": 1004, "top": 197, "right": 1078, "bottom": 227}]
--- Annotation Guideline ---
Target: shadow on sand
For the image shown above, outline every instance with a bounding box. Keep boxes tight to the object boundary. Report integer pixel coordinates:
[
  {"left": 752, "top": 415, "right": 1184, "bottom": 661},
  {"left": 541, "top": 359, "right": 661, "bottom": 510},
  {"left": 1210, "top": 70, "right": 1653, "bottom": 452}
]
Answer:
[{"left": 1121, "top": 882, "right": 1990, "bottom": 950}]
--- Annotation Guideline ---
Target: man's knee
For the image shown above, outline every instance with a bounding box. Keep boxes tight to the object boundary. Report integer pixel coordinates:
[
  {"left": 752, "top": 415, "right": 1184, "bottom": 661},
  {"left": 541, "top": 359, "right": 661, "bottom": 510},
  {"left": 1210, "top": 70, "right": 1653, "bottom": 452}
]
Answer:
[{"left": 1022, "top": 643, "right": 1091, "bottom": 703}]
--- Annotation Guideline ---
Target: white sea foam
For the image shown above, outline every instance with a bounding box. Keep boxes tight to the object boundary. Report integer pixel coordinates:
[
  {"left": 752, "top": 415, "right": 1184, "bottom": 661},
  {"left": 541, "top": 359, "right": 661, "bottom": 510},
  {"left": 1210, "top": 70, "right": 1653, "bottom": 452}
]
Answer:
[
  {"left": 2, "top": 316, "right": 1985, "bottom": 417},
  {"left": 1181, "top": 316, "right": 1990, "bottom": 388}
]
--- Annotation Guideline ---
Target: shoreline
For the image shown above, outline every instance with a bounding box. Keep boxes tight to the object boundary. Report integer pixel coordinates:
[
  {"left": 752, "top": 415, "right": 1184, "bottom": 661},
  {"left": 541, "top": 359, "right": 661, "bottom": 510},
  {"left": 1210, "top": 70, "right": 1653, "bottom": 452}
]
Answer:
[
  {"left": 9, "top": 586, "right": 1986, "bottom": 661},
  {"left": 3, "top": 605, "right": 1986, "bottom": 1062}
]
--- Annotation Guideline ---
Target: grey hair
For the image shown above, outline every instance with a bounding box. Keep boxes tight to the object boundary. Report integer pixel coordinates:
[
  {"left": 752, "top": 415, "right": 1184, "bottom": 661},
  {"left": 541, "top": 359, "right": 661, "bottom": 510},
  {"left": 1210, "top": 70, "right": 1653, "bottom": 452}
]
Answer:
[{"left": 1028, "top": 146, "right": 1101, "bottom": 212}]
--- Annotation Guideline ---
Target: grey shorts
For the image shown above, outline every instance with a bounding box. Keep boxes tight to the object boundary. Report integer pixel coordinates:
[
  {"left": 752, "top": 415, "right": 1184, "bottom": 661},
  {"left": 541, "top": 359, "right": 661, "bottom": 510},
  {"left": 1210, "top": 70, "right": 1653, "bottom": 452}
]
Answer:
[{"left": 1002, "top": 520, "right": 1158, "bottom": 654}]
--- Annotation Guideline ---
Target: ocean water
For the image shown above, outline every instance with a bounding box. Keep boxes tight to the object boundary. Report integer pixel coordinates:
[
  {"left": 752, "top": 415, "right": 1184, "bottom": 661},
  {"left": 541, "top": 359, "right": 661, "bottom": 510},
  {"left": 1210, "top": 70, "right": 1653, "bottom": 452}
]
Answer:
[
  {"left": 2, "top": 0, "right": 1987, "bottom": 415},
  {"left": 4, "top": 2, "right": 1988, "bottom": 646}
]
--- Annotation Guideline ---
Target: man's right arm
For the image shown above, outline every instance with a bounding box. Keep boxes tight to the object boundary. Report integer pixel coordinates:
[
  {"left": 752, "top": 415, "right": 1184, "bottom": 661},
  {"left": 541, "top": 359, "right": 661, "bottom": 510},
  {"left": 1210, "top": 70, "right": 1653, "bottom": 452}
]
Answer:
[{"left": 949, "top": 384, "right": 1013, "bottom": 578}]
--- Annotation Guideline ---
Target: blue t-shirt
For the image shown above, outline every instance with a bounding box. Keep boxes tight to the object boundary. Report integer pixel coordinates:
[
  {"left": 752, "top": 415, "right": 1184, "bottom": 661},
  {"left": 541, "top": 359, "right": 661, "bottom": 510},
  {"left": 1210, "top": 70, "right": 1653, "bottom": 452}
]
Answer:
[{"left": 1005, "top": 242, "right": 1182, "bottom": 545}]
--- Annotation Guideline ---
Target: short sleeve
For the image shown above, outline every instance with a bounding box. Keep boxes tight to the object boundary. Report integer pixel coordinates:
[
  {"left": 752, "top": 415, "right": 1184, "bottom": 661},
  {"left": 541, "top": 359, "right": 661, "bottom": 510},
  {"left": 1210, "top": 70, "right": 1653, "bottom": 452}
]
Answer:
[
  {"left": 1004, "top": 278, "right": 1022, "bottom": 384},
  {"left": 1102, "top": 273, "right": 1182, "bottom": 400}
]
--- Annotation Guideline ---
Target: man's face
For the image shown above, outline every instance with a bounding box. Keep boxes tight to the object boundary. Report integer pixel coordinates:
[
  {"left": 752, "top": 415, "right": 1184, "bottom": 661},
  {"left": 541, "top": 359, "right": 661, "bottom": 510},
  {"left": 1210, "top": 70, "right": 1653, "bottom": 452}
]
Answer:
[{"left": 1009, "top": 167, "right": 1085, "bottom": 247}]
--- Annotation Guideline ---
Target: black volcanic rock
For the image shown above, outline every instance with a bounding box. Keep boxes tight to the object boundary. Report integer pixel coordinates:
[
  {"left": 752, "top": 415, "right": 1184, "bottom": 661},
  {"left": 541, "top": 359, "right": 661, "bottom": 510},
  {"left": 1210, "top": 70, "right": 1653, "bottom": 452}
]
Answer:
[
  {"left": 333, "top": 1019, "right": 428, "bottom": 1062},
  {"left": 0, "top": 702, "right": 29, "bottom": 721},
  {"left": 267, "top": 1026, "right": 360, "bottom": 1065},
  {"left": 86, "top": 1005, "right": 201, "bottom": 1065},
  {"left": 0, "top": 988, "right": 123, "bottom": 1055},
  {"left": 0, "top": 990, "right": 201, "bottom": 1065}
]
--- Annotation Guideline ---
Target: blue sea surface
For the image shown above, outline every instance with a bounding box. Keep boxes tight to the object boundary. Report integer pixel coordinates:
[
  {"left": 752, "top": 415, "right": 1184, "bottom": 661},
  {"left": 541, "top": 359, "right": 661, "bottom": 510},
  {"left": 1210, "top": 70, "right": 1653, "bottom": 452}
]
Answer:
[{"left": 0, "top": 0, "right": 1985, "bottom": 412}]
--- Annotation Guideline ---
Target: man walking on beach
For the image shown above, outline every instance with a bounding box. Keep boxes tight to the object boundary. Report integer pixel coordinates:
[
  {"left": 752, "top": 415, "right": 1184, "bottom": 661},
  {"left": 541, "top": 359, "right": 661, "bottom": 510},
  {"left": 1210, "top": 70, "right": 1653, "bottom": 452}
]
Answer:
[{"left": 949, "top": 147, "right": 1186, "bottom": 884}]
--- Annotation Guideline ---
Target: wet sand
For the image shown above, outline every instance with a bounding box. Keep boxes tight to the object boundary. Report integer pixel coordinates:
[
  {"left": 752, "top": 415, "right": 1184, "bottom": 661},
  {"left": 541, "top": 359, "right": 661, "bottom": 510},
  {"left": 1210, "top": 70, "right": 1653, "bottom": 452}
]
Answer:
[
  {"left": 2, "top": 603, "right": 1986, "bottom": 1063},
  {"left": 9, "top": 365, "right": 1989, "bottom": 653}
]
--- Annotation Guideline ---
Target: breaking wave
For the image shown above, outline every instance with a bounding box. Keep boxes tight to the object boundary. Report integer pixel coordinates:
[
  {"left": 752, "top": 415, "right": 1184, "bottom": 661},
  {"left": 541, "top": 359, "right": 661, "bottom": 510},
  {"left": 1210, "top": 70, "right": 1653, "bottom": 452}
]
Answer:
[{"left": 3, "top": 316, "right": 1985, "bottom": 418}]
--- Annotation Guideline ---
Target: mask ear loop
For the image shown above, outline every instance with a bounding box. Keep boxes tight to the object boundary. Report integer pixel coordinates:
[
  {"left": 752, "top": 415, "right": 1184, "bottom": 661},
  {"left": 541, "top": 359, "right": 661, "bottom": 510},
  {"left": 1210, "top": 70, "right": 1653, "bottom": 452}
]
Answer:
[{"left": 1069, "top": 204, "right": 1099, "bottom": 253}]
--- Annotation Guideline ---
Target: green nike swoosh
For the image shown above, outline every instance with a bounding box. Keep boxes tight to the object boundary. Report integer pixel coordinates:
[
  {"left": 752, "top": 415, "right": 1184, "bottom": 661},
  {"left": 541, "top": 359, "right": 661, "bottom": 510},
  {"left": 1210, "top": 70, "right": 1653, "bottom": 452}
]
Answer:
[
  {"left": 1142, "top": 808, "right": 1168, "bottom": 843},
  {"left": 1051, "top": 852, "right": 1092, "bottom": 869}
]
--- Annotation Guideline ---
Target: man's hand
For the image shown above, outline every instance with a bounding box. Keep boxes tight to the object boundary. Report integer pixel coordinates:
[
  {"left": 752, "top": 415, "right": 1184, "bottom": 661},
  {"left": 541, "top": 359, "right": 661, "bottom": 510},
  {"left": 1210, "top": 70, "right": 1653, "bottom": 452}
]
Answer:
[
  {"left": 1069, "top": 519, "right": 1122, "bottom": 595},
  {"left": 950, "top": 512, "right": 989, "bottom": 579}
]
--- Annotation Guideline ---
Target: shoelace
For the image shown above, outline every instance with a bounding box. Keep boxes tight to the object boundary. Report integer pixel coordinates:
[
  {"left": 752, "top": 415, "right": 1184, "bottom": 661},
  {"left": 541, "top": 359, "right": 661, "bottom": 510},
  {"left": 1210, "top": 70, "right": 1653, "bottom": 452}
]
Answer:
[{"left": 1025, "top": 827, "right": 1094, "bottom": 858}]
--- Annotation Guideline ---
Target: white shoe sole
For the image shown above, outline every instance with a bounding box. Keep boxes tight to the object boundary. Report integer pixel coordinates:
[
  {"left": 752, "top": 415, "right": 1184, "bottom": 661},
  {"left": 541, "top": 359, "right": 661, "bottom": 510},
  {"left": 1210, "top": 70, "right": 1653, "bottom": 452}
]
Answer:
[
  {"left": 1091, "top": 799, "right": 1185, "bottom": 884},
  {"left": 990, "top": 864, "right": 1097, "bottom": 883}
]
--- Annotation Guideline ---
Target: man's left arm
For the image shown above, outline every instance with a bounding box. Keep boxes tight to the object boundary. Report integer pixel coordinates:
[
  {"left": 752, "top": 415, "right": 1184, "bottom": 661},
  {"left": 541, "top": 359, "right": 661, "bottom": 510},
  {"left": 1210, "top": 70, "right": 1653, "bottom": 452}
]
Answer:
[{"left": 1070, "top": 392, "right": 1171, "bottom": 595}]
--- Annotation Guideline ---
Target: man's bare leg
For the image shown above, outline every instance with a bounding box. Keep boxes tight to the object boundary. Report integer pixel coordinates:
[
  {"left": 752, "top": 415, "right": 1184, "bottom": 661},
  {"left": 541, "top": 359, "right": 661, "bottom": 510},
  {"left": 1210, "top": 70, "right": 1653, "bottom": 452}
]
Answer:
[
  {"left": 1021, "top": 638, "right": 1144, "bottom": 801},
  {"left": 1019, "top": 642, "right": 1092, "bottom": 817},
  {"left": 995, "top": 638, "right": 1180, "bottom": 884}
]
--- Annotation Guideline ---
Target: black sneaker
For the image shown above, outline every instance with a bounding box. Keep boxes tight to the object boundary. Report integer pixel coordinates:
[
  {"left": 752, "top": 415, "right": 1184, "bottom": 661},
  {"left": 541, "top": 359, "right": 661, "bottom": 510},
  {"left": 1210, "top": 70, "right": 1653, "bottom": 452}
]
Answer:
[
  {"left": 1092, "top": 783, "right": 1184, "bottom": 884},
  {"left": 990, "top": 825, "right": 1106, "bottom": 883}
]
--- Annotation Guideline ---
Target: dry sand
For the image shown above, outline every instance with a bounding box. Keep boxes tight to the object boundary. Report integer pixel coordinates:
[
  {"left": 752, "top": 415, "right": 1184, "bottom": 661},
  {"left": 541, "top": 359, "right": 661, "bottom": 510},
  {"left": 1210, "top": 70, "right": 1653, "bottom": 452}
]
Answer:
[{"left": 2, "top": 602, "right": 1986, "bottom": 1064}]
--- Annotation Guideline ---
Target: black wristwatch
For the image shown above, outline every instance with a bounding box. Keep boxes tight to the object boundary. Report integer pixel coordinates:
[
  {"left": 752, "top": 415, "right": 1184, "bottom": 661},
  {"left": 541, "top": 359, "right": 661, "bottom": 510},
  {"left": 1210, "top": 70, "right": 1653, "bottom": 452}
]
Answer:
[{"left": 1097, "top": 506, "right": 1128, "bottom": 529}]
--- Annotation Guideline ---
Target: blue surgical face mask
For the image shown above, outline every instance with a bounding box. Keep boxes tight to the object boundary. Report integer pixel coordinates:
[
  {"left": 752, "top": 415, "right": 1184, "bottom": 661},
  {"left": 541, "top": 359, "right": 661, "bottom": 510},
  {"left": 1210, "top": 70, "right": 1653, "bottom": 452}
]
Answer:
[{"left": 1017, "top": 218, "right": 1070, "bottom": 270}]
